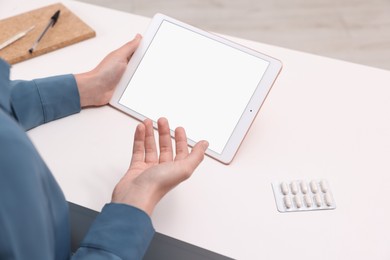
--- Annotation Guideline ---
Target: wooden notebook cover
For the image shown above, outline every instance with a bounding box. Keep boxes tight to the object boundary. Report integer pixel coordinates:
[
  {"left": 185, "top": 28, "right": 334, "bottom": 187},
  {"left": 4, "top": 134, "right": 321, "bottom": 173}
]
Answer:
[{"left": 0, "top": 3, "right": 96, "bottom": 64}]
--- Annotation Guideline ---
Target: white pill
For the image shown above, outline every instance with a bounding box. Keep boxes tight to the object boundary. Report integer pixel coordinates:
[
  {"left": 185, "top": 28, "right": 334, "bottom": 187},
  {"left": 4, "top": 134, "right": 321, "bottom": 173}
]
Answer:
[
  {"left": 313, "top": 194, "right": 322, "bottom": 207},
  {"left": 324, "top": 193, "right": 333, "bottom": 206},
  {"left": 280, "top": 182, "right": 289, "bottom": 195},
  {"left": 304, "top": 194, "right": 312, "bottom": 207},
  {"left": 300, "top": 181, "right": 308, "bottom": 194},
  {"left": 290, "top": 181, "right": 299, "bottom": 195},
  {"left": 310, "top": 181, "right": 318, "bottom": 194},
  {"left": 320, "top": 180, "right": 329, "bottom": 193},
  {"left": 293, "top": 196, "right": 302, "bottom": 208},
  {"left": 283, "top": 196, "right": 292, "bottom": 209}
]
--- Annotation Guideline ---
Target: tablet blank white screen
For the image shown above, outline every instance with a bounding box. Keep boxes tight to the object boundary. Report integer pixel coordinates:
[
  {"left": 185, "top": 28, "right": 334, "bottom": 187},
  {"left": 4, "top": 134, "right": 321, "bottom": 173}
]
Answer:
[{"left": 119, "top": 21, "right": 269, "bottom": 154}]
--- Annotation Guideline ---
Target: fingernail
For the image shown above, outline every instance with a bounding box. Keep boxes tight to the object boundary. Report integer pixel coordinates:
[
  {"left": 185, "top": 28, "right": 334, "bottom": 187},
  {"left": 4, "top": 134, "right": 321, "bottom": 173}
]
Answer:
[{"left": 202, "top": 141, "right": 209, "bottom": 150}]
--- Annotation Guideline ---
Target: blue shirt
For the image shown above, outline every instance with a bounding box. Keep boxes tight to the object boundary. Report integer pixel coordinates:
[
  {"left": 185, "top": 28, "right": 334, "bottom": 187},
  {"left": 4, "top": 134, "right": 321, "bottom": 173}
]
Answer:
[{"left": 0, "top": 59, "right": 154, "bottom": 260}]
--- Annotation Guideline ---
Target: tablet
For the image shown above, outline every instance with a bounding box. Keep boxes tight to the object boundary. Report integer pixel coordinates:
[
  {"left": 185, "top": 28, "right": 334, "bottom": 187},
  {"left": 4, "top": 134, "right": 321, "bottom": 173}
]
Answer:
[{"left": 110, "top": 14, "right": 282, "bottom": 164}]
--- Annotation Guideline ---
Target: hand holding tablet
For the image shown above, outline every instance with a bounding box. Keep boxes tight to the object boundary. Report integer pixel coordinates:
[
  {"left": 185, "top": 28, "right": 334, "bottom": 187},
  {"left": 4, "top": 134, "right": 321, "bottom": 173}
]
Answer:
[{"left": 110, "top": 14, "right": 282, "bottom": 164}]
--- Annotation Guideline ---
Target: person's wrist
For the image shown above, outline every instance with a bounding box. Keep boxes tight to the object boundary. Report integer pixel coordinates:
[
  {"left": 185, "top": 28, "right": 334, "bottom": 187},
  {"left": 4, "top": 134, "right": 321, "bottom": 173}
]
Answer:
[
  {"left": 112, "top": 183, "right": 159, "bottom": 217},
  {"left": 75, "top": 72, "right": 93, "bottom": 107},
  {"left": 75, "top": 71, "right": 104, "bottom": 107}
]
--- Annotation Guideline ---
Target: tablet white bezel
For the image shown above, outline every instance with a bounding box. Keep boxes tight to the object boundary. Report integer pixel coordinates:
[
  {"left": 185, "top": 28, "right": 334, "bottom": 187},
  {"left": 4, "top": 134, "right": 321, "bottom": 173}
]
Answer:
[{"left": 110, "top": 13, "right": 282, "bottom": 164}]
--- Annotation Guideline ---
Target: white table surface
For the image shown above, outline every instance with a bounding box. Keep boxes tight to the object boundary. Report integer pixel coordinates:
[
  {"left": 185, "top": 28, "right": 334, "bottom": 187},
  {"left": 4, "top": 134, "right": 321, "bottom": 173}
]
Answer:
[{"left": 2, "top": 1, "right": 390, "bottom": 259}]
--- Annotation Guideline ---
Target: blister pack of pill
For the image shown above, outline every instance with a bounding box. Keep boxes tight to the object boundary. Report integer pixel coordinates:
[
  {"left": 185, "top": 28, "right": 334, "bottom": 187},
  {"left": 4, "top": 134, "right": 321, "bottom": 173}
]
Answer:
[{"left": 272, "top": 179, "right": 336, "bottom": 212}]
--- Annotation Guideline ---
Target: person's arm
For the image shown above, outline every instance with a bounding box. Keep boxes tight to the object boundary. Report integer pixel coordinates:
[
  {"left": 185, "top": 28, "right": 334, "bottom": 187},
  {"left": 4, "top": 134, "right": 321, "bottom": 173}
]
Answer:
[
  {"left": 4, "top": 34, "right": 208, "bottom": 259},
  {"left": 10, "top": 34, "right": 142, "bottom": 131},
  {"left": 73, "top": 118, "right": 208, "bottom": 259},
  {"left": 10, "top": 75, "right": 81, "bottom": 130},
  {"left": 72, "top": 204, "right": 155, "bottom": 260}
]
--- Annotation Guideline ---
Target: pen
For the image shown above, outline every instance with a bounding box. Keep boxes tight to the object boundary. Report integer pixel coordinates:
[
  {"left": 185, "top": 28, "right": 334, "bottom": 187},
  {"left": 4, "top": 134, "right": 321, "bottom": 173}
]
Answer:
[
  {"left": 29, "top": 10, "right": 60, "bottom": 54},
  {"left": 0, "top": 26, "right": 35, "bottom": 51}
]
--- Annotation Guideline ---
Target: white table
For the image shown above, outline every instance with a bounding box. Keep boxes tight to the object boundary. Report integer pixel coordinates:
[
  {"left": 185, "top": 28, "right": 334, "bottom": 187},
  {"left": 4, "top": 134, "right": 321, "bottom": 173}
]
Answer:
[{"left": 3, "top": 1, "right": 390, "bottom": 259}]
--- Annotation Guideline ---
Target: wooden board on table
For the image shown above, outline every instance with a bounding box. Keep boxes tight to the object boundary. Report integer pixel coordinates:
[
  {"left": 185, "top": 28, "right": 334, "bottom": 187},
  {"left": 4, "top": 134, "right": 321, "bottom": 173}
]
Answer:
[{"left": 0, "top": 2, "right": 96, "bottom": 64}]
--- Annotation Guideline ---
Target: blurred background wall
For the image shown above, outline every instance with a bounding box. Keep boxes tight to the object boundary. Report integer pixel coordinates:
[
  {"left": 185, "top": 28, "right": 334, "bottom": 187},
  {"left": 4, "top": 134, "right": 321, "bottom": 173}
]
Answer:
[{"left": 79, "top": 0, "right": 390, "bottom": 71}]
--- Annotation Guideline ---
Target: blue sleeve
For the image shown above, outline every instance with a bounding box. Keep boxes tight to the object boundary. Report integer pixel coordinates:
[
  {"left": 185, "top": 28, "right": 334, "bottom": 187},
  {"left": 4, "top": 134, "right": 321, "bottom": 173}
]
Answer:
[
  {"left": 10, "top": 75, "right": 81, "bottom": 130},
  {"left": 0, "top": 115, "right": 71, "bottom": 260},
  {"left": 73, "top": 203, "right": 155, "bottom": 260},
  {"left": 1, "top": 61, "right": 155, "bottom": 259}
]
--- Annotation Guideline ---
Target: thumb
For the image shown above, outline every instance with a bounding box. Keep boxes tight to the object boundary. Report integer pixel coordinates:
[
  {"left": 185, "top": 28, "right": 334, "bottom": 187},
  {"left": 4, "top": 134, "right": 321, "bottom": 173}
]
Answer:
[
  {"left": 185, "top": 140, "right": 209, "bottom": 170},
  {"left": 117, "top": 34, "right": 142, "bottom": 62}
]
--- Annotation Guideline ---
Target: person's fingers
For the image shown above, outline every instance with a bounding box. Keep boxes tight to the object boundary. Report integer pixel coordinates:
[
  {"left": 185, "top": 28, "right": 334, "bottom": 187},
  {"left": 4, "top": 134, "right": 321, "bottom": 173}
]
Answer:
[
  {"left": 157, "top": 118, "right": 173, "bottom": 163},
  {"left": 130, "top": 123, "right": 146, "bottom": 165},
  {"left": 144, "top": 119, "right": 158, "bottom": 163},
  {"left": 174, "top": 127, "right": 189, "bottom": 161},
  {"left": 169, "top": 140, "right": 208, "bottom": 183},
  {"left": 116, "top": 34, "right": 142, "bottom": 62}
]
